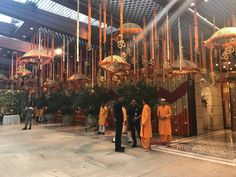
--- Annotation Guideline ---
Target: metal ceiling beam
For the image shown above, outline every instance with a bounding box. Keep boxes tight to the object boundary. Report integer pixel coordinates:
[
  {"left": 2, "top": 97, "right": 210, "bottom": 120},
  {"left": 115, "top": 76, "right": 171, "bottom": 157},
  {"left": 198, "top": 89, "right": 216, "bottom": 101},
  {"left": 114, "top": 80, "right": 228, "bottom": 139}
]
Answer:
[
  {"left": 0, "top": 57, "right": 11, "bottom": 65},
  {"left": 51, "top": 0, "right": 120, "bottom": 27},
  {"left": 0, "top": 35, "right": 31, "bottom": 53},
  {"left": 0, "top": 22, "right": 15, "bottom": 37},
  {"left": 0, "top": 0, "right": 97, "bottom": 40}
]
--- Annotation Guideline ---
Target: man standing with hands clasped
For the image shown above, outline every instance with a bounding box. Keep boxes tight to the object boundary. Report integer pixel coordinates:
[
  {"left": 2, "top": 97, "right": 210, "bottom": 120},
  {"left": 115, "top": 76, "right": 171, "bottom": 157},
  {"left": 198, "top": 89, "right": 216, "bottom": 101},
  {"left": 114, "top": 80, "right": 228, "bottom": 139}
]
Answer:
[{"left": 157, "top": 98, "right": 172, "bottom": 146}]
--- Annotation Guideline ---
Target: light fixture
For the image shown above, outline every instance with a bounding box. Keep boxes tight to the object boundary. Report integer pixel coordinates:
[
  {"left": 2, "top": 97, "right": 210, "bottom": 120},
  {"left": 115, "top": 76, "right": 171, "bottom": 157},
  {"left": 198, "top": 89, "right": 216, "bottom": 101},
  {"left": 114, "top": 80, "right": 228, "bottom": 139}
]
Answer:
[
  {"left": 235, "top": 64, "right": 236, "bottom": 67},
  {"left": 30, "top": 27, "right": 34, "bottom": 30},
  {"left": 223, "top": 65, "right": 226, "bottom": 69},
  {"left": 190, "top": 2, "right": 195, "bottom": 7},
  {"left": 230, "top": 68, "right": 233, "bottom": 71},
  {"left": 7, "top": 51, "right": 10, "bottom": 53},
  {"left": 215, "top": 63, "right": 219, "bottom": 66},
  {"left": 22, "top": 35, "right": 26, "bottom": 38},
  {"left": 55, "top": 48, "right": 62, "bottom": 55},
  {"left": 204, "top": 0, "right": 208, "bottom": 2},
  {"left": 228, "top": 61, "right": 231, "bottom": 64}
]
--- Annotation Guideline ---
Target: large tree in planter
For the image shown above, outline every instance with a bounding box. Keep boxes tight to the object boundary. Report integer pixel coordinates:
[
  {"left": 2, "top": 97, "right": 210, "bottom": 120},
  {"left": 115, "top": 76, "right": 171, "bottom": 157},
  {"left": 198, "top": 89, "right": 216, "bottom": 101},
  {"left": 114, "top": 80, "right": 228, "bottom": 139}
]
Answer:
[
  {"left": 115, "top": 81, "right": 158, "bottom": 109},
  {"left": 76, "top": 86, "right": 111, "bottom": 117}
]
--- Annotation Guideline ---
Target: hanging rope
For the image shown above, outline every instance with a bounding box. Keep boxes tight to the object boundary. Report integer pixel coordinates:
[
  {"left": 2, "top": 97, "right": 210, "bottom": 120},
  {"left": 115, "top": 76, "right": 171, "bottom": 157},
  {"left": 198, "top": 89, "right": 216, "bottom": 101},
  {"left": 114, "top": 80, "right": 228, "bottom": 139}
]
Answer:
[
  {"left": 87, "top": 0, "right": 92, "bottom": 51},
  {"left": 110, "top": 14, "right": 113, "bottom": 62},
  {"left": 194, "top": 8, "right": 199, "bottom": 54},
  {"left": 99, "top": 0, "right": 102, "bottom": 63},
  {"left": 118, "top": 0, "right": 125, "bottom": 49},
  {"left": 189, "top": 25, "right": 193, "bottom": 61},
  {"left": 209, "top": 47, "right": 216, "bottom": 85},
  {"left": 201, "top": 33, "right": 207, "bottom": 75},
  {"left": 143, "top": 16, "right": 148, "bottom": 80},
  {"left": 103, "top": 0, "right": 107, "bottom": 45},
  {"left": 178, "top": 18, "right": 183, "bottom": 71}
]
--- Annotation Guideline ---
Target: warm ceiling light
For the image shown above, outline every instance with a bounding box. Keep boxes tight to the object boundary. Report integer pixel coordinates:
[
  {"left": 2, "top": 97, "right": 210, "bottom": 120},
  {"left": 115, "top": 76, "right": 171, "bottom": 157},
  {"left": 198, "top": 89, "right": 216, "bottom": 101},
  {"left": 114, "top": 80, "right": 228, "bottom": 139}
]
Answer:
[
  {"left": 55, "top": 48, "right": 62, "bottom": 55},
  {"left": 190, "top": 2, "right": 195, "bottom": 6},
  {"left": 30, "top": 27, "right": 34, "bottom": 30},
  {"left": 204, "top": 0, "right": 208, "bottom": 2},
  {"left": 230, "top": 68, "right": 233, "bottom": 71},
  {"left": 215, "top": 63, "right": 219, "bottom": 66},
  {"left": 228, "top": 61, "right": 231, "bottom": 64},
  {"left": 223, "top": 65, "right": 226, "bottom": 69}
]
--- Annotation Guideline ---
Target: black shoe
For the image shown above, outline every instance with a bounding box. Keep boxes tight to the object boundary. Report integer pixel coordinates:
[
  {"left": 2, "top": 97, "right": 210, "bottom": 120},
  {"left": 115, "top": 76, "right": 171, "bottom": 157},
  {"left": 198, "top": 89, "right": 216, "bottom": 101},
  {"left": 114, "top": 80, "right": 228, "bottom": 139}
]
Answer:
[
  {"left": 115, "top": 148, "right": 125, "bottom": 152},
  {"left": 97, "top": 132, "right": 101, "bottom": 135},
  {"left": 120, "top": 146, "right": 125, "bottom": 150},
  {"left": 132, "top": 144, "right": 137, "bottom": 148},
  {"left": 28, "top": 127, "right": 31, "bottom": 130},
  {"left": 101, "top": 132, "right": 105, "bottom": 135},
  {"left": 22, "top": 127, "right": 27, "bottom": 130}
]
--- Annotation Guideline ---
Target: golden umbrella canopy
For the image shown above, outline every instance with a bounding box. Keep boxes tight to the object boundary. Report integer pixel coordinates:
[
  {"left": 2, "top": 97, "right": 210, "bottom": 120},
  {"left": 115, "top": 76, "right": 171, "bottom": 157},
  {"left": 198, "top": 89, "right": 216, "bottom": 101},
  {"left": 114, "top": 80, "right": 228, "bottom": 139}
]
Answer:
[
  {"left": 16, "top": 65, "right": 32, "bottom": 77},
  {"left": 67, "top": 73, "right": 91, "bottom": 83},
  {"left": 204, "top": 27, "right": 236, "bottom": 49},
  {"left": 42, "top": 79, "right": 60, "bottom": 89},
  {"left": 19, "top": 48, "right": 52, "bottom": 65},
  {"left": 100, "top": 55, "right": 130, "bottom": 74},
  {"left": 170, "top": 59, "right": 200, "bottom": 75}
]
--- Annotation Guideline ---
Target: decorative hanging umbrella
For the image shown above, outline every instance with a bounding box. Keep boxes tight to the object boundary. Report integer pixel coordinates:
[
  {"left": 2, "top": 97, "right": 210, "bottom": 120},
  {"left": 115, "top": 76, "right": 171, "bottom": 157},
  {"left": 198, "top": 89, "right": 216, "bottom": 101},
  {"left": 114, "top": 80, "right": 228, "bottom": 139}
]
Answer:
[
  {"left": 19, "top": 48, "right": 52, "bottom": 65},
  {"left": 16, "top": 65, "right": 32, "bottom": 77},
  {"left": 204, "top": 27, "right": 236, "bottom": 49},
  {"left": 171, "top": 59, "right": 200, "bottom": 75},
  {"left": 0, "top": 74, "right": 10, "bottom": 82},
  {"left": 67, "top": 73, "right": 91, "bottom": 83},
  {"left": 100, "top": 55, "right": 130, "bottom": 74}
]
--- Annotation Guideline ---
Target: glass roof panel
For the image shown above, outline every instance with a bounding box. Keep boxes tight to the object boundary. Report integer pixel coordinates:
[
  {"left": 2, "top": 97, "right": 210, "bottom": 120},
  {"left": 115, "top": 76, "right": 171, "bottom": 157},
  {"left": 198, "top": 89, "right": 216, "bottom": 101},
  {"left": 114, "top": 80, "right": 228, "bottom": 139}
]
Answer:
[{"left": 0, "top": 13, "right": 24, "bottom": 27}]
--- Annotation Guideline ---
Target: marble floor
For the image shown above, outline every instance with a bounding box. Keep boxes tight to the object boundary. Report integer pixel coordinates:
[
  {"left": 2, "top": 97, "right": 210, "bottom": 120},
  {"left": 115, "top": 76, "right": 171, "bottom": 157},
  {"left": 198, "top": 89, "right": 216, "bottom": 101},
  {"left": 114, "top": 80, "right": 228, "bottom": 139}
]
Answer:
[
  {"left": 152, "top": 130, "right": 236, "bottom": 166},
  {"left": 0, "top": 124, "right": 236, "bottom": 177}
]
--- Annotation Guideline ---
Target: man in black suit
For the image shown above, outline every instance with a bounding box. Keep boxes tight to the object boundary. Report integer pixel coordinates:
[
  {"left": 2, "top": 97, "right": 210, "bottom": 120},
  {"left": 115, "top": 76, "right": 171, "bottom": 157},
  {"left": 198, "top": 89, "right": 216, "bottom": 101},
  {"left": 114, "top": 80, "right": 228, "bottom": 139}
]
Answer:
[
  {"left": 112, "top": 95, "right": 125, "bottom": 152},
  {"left": 128, "top": 99, "right": 141, "bottom": 147}
]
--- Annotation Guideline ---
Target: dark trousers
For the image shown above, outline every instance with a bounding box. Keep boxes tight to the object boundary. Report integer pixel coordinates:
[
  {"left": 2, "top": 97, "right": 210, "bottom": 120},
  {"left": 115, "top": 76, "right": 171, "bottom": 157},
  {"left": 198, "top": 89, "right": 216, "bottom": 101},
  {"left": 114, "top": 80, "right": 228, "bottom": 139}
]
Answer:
[
  {"left": 115, "top": 121, "right": 123, "bottom": 149},
  {"left": 24, "top": 117, "right": 32, "bottom": 128},
  {"left": 130, "top": 121, "right": 141, "bottom": 145}
]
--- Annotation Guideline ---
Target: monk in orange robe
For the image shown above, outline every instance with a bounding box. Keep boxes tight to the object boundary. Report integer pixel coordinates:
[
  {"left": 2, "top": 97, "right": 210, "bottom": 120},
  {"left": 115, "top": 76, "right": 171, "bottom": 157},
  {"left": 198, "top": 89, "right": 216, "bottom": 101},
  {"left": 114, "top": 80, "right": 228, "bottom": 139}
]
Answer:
[
  {"left": 140, "top": 99, "right": 152, "bottom": 152},
  {"left": 157, "top": 98, "right": 172, "bottom": 145}
]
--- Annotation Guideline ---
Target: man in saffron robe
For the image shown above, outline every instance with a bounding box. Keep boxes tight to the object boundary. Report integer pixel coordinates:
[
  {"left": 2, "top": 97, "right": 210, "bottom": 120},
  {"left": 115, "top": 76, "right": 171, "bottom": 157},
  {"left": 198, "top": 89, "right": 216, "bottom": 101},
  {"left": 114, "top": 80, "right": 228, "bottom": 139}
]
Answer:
[
  {"left": 140, "top": 99, "right": 152, "bottom": 152},
  {"left": 157, "top": 98, "right": 172, "bottom": 145}
]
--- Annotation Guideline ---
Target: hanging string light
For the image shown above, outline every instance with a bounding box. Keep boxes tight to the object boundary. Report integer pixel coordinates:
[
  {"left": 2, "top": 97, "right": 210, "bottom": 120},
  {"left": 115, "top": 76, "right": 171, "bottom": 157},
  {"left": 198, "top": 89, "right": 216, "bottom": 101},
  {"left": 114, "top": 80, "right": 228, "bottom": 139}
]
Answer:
[{"left": 87, "top": 0, "right": 92, "bottom": 51}]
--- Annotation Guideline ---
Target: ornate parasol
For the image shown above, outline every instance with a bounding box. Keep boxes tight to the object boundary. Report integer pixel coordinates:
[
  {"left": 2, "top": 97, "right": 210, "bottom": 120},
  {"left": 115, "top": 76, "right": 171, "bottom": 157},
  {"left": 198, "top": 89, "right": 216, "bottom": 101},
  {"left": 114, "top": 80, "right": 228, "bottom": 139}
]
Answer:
[
  {"left": 16, "top": 65, "right": 32, "bottom": 77},
  {"left": 0, "top": 74, "right": 10, "bottom": 82},
  {"left": 19, "top": 48, "right": 52, "bottom": 65},
  {"left": 100, "top": 55, "right": 130, "bottom": 74},
  {"left": 67, "top": 73, "right": 91, "bottom": 83},
  {"left": 204, "top": 27, "right": 236, "bottom": 49},
  {"left": 170, "top": 59, "right": 200, "bottom": 75}
]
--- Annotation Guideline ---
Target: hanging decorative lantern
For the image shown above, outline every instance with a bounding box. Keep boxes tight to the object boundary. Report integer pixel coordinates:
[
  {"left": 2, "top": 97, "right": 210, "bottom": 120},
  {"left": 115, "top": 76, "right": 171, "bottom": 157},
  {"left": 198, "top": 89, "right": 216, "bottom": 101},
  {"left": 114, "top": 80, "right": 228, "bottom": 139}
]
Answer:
[
  {"left": 67, "top": 73, "right": 91, "bottom": 83},
  {"left": 19, "top": 48, "right": 52, "bottom": 65},
  {"left": 16, "top": 65, "right": 32, "bottom": 77},
  {"left": 100, "top": 55, "right": 130, "bottom": 74}
]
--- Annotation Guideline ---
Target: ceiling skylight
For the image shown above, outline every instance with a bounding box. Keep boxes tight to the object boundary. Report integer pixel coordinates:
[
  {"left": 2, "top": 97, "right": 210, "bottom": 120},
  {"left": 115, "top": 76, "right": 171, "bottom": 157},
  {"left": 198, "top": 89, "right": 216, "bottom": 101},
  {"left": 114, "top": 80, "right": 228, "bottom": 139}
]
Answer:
[
  {"left": 0, "top": 13, "right": 24, "bottom": 27},
  {"left": 14, "top": 0, "right": 101, "bottom": 27}
]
